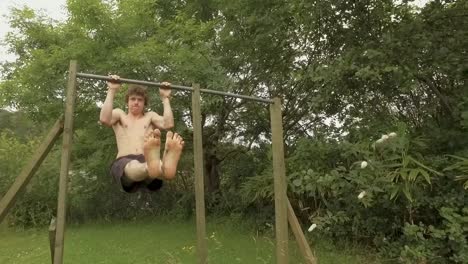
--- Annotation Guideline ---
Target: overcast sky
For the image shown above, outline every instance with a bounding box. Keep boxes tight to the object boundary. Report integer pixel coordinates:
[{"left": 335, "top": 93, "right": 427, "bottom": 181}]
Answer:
[
  {"left": 0, "top": 0, "right": 430, "bottom": 63},
  {"left": 0, "top": 0, "right": 67, "bottom": 61}
]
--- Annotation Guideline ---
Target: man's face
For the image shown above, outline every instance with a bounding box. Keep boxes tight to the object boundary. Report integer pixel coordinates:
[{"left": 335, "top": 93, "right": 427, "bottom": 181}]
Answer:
[{"left": 127, "top": 95, "right": 145, "bottom": 115}]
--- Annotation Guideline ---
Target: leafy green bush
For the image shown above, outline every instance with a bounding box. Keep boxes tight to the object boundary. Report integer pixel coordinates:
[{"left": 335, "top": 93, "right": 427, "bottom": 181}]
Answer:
[
  {"left": 286, "top": 131, "right": 467, "bottom": 262},
  {"left": 382, "top": 207, "right": 468, "bottom": 264},
  {"left": 0, "top": 131, "right": 60, "bottom": 227}
]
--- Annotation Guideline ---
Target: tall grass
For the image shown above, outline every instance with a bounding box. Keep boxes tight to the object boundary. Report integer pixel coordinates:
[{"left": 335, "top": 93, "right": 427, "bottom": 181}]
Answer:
[{"left": 0, "top": 218, "right": 380, "bottom": 264}]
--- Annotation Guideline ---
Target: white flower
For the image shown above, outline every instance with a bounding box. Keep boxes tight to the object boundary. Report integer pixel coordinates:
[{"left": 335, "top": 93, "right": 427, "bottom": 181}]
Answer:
[
  {"left": 360, "top": 161, "right": 368, "bottom": 169},
  {"left": 376, "top": 138, "right": 384, "bottom": 144},
  {"left": 308, "top": 223, "right": 317, "bottom": 232},
  {"left": 229, "top": 31, "right": 234, "bottom": 36},
  {"left": 388, "top": 132, "right": 397, "bottom": 138},
  {"left": 381, "top": 134, "right": 389, "bottom": 141},
  {"left": 358, "top": 191, "right": 366, "bottom": 199}
]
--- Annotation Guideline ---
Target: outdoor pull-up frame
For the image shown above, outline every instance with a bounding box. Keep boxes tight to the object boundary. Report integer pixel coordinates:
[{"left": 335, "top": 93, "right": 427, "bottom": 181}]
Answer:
[{"left": 0, "top": 60, "right": 317, "bottom": 264}]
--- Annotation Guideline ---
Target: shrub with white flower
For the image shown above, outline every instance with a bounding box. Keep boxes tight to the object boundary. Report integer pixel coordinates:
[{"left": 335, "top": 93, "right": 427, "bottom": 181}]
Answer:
[
  {"left": 358, "top": 191, "right": 366, "bottom": 199},
  {"left": 360, "top": 161, "right": 368, "bottom": 169},
  {"left": 375, "top": 132, "right": 398, "bottom": 144},
  {"left": 308, "top": 223, "right": 317, "bottom": 232}
]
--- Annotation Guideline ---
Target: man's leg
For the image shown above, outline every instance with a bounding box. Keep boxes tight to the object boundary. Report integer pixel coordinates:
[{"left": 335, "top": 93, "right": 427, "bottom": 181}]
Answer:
[
  {"left": 161, "top": 131, "right": 185, "bottom": 180},
  {"left": 121, "top": 158, "right": 163, "bottom": 192},
  {"left": 144, "top": 129, "right": 163, "bottom": 178},
  {"left": 123, "top": 160, "right": 148, "bottom": 182}
]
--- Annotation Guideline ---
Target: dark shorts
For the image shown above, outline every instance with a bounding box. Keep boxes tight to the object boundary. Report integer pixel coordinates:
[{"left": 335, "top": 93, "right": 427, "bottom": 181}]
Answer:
[{"left": 110, "top": 154, "right": 163, "bottom": 193}]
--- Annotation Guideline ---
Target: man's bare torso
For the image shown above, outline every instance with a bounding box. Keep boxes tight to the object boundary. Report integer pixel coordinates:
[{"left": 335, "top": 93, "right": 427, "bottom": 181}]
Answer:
[{"left": 113, "top": 111, "right": 157, "bottom": 158}]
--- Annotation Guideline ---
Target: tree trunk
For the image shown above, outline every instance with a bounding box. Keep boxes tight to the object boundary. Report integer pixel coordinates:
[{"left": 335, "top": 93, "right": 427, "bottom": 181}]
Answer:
[{"left": 204, "top": 153, "right": 221, "bottom": 193}]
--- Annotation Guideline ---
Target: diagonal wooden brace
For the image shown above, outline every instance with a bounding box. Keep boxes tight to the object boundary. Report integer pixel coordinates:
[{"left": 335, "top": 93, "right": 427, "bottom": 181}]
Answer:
[
  {"left": 0, "top": 117, "right": 64, "bottom": 222},
  {"left": 288, "top": 198, "right": 317, "bottom": 264}
]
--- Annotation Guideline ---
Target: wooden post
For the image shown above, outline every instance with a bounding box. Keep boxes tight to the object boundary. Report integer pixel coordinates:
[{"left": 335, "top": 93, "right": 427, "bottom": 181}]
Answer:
[
  {"left": 49, "top": 217, "right": 56, "bottom": 264},
  {"left": 270, "top": 97, "right": 288, "bottom": 264},
  {"left": 53, "top": 60, "right": 78, "bottom": 264},
  {"left": 287, "top": 199, "right": 317, "bottom": 264},
  {"left": 0, "top": 117, "right": 64, "bottom": 223},
  {"left": 191, "top": 84, "right": 208, "bottom": 264}
]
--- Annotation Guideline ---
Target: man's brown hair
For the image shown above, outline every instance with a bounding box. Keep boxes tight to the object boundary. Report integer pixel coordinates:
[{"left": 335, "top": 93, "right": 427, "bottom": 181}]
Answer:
[{"left": 125, "top": 84, "right": 149, "bottom": 107}]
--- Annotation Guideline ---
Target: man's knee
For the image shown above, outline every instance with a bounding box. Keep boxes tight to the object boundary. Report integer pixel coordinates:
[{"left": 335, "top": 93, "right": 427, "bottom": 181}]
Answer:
[{"left": 124, "top": 160, "right": 147, "bottom": 181}]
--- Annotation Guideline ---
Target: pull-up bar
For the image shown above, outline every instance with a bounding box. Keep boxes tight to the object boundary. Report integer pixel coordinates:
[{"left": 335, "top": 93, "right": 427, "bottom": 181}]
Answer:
[
  {"left": 77, "top": 73, "right": 274, "bottom": 104},
  {"left": 0, "top": 60, "right": 316, "bottom": 264}
]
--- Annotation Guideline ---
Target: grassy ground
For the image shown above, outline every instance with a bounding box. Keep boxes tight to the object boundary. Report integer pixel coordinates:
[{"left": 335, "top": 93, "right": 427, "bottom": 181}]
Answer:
[{"left": 0, "top": 219, "right": 380, "bottom": 264}]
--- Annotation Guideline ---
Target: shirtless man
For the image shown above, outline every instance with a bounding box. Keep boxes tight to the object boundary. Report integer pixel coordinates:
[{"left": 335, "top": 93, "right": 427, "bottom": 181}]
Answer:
[{"left": 99, "top": 75, "right": 184, "bottom": 193}]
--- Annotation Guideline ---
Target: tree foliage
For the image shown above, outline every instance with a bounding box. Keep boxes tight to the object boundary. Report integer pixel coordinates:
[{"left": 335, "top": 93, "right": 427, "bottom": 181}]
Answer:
[{"left": 1, "top": 0, "right": 467, "bottom": 262}]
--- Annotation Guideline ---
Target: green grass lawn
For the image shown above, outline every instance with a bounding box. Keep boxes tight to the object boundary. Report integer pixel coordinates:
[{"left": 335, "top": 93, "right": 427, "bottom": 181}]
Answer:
[{"left": 0, "top": 219, "right": 380, "bottom": 264}]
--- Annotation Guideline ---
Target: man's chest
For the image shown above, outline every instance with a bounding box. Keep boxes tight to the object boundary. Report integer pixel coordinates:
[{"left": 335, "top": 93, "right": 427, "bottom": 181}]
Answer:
[{"left": 114, "top": 116, "right": 154, "bottom": 135}]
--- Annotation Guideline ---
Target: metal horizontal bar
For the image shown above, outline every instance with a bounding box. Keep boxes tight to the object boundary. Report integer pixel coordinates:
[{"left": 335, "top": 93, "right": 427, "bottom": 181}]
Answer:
[
  {"left": 200, "top": 88, "right": 274, "bottom": 103},
  {"left": 76, "top": 73, "right": 193, "bottom": 91},
  {"left": 76, "top": 72, "right": 274, "bottom": 104}
]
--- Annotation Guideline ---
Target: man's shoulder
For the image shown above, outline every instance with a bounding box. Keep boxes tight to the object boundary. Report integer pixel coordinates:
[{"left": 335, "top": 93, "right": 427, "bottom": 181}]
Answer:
[
  {"left": 145, "top": 111, "right": 159, "bottom": 118},
  {"left": 110, "top": 108, "right": 126, "bottom": 127},
  {"left": 113, "top": 108, "right": 125, "bottom": 114}
]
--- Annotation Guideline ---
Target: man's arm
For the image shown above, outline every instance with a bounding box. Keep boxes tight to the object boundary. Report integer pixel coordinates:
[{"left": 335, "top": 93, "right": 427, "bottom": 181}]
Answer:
[
  {"left": 99, "top": 75, "right": 123, "bottom": 127},
  {"left": 151, "top": 82, "right": 174, "bottom": 130}
]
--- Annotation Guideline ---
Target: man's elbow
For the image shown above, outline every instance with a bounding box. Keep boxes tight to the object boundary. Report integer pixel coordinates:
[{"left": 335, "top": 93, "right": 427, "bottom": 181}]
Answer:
[{"left": 164, "top": 122, "right": 174, "bottom": 130}]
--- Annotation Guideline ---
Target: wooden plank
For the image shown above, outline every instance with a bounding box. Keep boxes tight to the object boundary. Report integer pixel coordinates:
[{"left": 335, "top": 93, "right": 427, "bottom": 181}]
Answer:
[
  {"left": 0, "top": 117, "right": 64, "bottom": 223},
  {"left": 287, "top": 199, "right": 317, "bottom": 264},
  {"left": 270, "top": 97, "right": 288, "bottom": 264},
  {"left": 49, "top": 217, "right": 56, "bottom": 264},
  {"left": 54, "top": 60, "right": 78, "bottom": 264},
  {"left": 192, "top": 84, "right": 208, "bottom": 264}
]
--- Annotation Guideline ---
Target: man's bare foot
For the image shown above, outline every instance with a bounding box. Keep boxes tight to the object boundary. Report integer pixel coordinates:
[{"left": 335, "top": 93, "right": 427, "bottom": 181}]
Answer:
[
  {"left": 143, "top": 129, "right": 161, "bottom": 178},
  {"left": 162, "top": 131, "right": 184, "bottom": 180}
]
